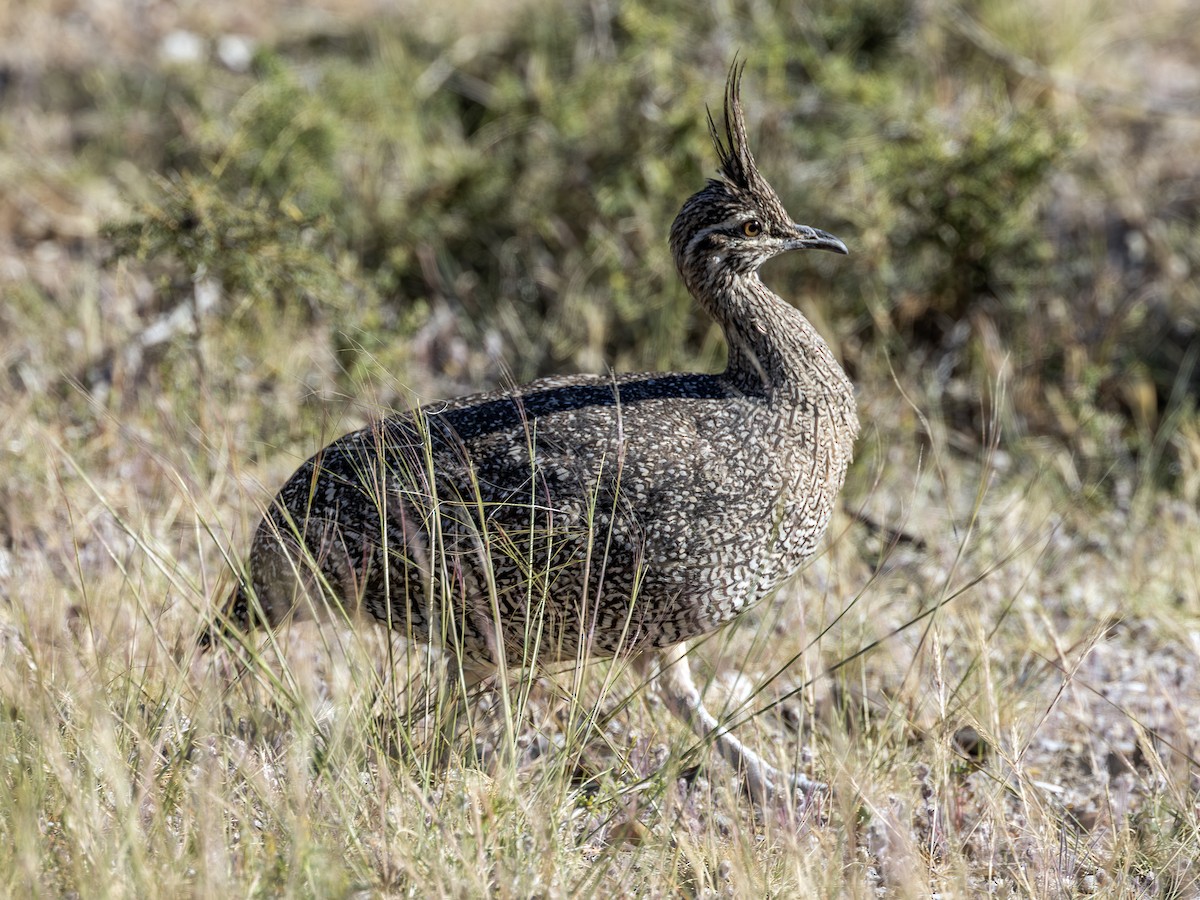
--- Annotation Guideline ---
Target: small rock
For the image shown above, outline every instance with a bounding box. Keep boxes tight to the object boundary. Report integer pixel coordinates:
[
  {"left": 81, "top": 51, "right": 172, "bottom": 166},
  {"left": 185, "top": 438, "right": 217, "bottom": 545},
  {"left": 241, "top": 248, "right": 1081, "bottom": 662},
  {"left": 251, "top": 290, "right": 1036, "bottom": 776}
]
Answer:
[
  {"left": 160, "top": 30, "right": 205, "bottom": 65},
  {"left": 218, "top": 34, "right": 255, "bottom": 72}
]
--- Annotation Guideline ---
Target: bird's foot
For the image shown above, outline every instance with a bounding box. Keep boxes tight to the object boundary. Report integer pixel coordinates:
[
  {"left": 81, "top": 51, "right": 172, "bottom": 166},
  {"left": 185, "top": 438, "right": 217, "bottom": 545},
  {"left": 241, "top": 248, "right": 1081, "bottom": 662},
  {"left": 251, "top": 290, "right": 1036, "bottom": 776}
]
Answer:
[{"left": 740, "top": 758, "right": 829, "bottom": 815}]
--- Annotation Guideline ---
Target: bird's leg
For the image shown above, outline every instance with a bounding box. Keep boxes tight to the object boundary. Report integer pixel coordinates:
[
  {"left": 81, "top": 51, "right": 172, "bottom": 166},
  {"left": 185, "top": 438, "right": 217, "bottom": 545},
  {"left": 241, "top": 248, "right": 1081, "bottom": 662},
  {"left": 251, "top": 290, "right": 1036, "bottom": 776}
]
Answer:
[{"left": 637, "top": 643, "right": 825, "bottom": 806}]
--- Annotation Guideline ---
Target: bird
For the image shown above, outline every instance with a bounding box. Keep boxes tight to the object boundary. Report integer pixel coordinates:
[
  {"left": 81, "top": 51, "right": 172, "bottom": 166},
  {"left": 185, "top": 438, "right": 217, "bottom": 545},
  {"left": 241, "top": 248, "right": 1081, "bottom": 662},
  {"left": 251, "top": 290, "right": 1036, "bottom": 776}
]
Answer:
[{"left": 204, "top": 61, "right": 859, "bottom": 803}]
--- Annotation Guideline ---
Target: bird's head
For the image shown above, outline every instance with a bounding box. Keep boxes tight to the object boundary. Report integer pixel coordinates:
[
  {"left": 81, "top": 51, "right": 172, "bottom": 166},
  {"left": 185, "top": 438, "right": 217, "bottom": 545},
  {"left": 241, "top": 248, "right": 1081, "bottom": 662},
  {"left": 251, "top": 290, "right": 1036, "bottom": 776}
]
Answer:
[{"left": 669, "top": 63, "right": 847, "bottom": 289}]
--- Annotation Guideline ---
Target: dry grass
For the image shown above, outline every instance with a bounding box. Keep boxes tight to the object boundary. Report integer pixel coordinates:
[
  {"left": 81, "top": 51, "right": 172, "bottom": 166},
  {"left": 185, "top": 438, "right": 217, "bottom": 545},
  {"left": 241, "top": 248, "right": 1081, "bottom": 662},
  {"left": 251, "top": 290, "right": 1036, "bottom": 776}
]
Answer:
[{"left": 3, "top": 1, "right": 1200, "bottom": 897}]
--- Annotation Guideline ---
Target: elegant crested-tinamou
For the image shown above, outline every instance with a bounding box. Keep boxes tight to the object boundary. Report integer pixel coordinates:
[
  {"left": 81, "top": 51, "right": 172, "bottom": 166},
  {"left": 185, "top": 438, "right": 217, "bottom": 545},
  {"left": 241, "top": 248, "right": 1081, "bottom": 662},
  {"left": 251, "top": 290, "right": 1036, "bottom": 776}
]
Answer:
[{"left": 206, "top": 62, "right": 859, "bottom": 803}]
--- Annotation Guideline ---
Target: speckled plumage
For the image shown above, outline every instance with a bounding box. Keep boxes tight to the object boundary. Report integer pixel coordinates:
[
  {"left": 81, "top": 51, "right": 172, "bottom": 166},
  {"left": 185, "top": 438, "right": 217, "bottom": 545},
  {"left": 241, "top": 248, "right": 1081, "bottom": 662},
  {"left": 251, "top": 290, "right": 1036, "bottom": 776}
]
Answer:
[{"left": 213, "top": 66, "right": 858, "bottom": 757}]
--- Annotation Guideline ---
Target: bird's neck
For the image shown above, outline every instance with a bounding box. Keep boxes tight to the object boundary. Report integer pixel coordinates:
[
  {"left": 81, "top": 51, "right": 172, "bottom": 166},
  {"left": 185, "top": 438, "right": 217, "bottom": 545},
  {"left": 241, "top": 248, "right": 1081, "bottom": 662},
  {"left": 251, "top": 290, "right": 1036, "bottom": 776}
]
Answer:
[{"left": 704, "top": 273, "right": 858, "bottom": 425}]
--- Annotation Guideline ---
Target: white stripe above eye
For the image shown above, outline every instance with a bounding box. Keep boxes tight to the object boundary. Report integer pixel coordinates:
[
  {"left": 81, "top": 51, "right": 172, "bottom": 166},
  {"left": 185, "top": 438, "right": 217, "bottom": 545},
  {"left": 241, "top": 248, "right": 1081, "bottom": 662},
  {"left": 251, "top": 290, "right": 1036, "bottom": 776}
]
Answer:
[{"left": 685, "top": 213, "right": 762, "bottom": 255}]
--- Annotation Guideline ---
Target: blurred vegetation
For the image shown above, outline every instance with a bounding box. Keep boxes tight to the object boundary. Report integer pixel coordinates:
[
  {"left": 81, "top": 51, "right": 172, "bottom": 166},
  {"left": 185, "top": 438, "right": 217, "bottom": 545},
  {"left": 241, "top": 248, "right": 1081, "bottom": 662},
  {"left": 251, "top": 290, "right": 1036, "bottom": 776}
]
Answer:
[{"left": 88, "top": 0, "right": 1200, "bottom": 492}]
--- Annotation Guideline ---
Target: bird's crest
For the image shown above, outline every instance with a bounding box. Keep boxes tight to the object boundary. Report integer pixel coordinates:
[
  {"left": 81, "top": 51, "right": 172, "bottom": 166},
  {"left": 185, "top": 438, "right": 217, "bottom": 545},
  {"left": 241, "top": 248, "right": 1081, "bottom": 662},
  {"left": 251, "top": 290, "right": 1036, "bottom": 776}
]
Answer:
[{"left": 706, "top": 60, "right": 788, "bottom": 216}]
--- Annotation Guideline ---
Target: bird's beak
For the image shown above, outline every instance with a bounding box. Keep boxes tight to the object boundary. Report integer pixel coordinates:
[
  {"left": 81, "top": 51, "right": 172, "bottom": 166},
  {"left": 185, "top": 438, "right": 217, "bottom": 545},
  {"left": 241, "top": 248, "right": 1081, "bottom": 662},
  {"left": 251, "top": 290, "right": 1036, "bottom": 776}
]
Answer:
[{"left": 788, "top": 224, "right": 848, "bottom": 255}]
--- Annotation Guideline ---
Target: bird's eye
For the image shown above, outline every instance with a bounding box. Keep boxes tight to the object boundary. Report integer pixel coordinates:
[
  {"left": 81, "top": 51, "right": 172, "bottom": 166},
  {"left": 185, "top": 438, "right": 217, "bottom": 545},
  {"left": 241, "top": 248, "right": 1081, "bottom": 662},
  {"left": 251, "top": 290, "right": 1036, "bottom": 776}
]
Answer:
[{"left": 742, "top": 220, "right": 762, "bottom": 237}]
